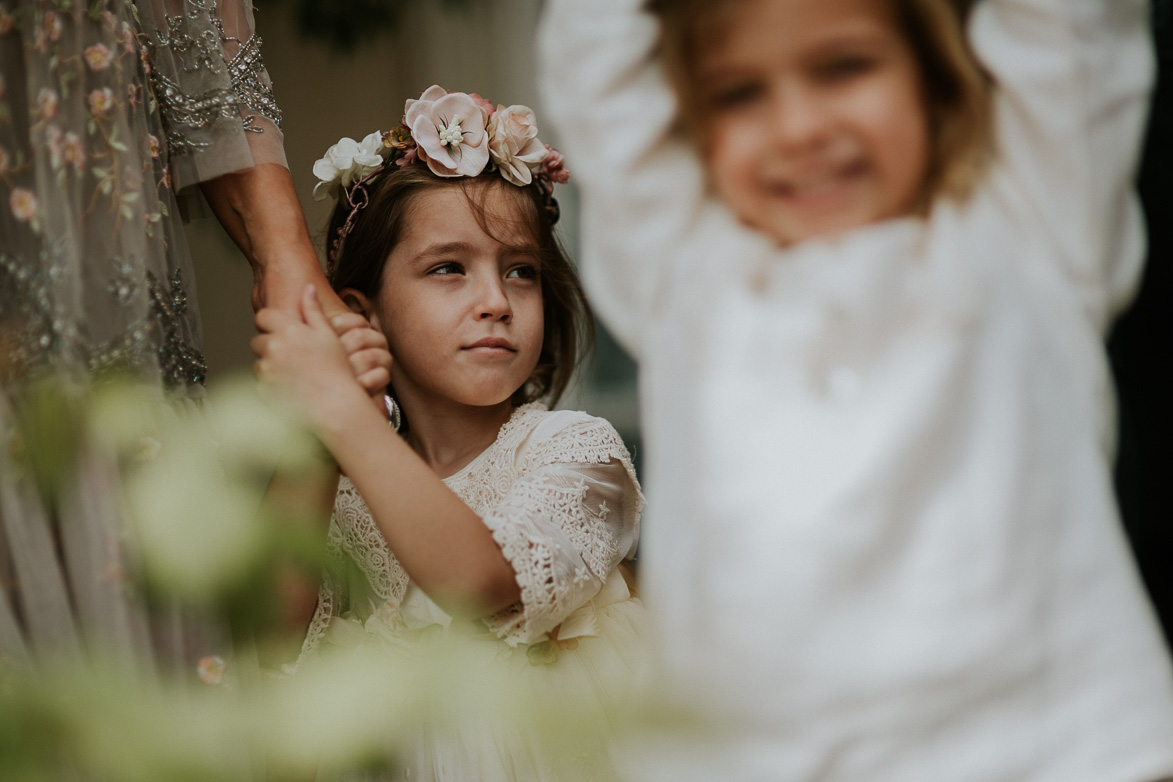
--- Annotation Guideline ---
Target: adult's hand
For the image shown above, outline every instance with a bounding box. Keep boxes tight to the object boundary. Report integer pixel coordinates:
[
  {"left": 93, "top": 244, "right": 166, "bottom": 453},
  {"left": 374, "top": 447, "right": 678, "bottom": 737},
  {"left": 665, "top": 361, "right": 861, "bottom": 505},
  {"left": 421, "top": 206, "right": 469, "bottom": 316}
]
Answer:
[{"left": 200, "top": 163, "right": 390, "bottom": 395}]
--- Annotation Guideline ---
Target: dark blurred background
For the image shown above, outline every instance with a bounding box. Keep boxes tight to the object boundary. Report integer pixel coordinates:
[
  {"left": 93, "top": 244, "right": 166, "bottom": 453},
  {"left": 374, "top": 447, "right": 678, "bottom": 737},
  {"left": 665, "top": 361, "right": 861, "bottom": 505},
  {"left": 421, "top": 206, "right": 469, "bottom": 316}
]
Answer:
[{"left": 1110, "top": 0, "right": 1172, "bottom": 646}]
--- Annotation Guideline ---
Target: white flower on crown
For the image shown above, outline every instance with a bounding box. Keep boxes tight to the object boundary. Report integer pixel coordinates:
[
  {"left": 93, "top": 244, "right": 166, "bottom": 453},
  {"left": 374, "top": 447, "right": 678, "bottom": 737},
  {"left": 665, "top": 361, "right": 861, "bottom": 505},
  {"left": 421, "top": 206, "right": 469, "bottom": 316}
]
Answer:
[
  {"left": 487, "top": 105, "right": 548, "bottom": 186},
  {"left": 312, "top": 131, "right": 388, "bottom": 201}
]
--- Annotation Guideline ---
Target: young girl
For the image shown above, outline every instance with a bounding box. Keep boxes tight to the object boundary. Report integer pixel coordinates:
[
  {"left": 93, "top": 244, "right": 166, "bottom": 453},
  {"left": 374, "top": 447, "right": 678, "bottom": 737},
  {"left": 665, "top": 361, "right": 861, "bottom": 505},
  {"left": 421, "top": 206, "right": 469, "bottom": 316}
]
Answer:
[
  {"left": 539, "top": 0, "right": 1173, "bottom": 780},
  {"left": 252, "top": 86, "right": 644, "bottom": 780}
]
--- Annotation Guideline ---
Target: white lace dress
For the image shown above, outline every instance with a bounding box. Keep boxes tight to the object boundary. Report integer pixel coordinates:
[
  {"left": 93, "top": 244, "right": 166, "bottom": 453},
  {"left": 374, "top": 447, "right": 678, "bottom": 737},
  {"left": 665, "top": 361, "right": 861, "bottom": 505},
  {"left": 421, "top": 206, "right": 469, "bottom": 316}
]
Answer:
[{"left": 299, "top": 403, "right": 646, "bottom": 782}]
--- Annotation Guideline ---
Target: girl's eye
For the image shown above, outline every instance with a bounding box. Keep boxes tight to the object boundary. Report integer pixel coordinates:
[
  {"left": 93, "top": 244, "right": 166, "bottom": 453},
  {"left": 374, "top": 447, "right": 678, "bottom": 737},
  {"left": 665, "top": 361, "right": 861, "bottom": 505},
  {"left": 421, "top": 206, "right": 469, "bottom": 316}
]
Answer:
[
  {"left": 428, "top": 262, "right": 464, "bottom": 276},
  {"left": 814, "top": 54, "right": 877, "bottom": 83},
  {"left": 708, "top": 81, "right": 764, "bottom": 111},
  {"left": 506, "top": 264, "right": 539, "bottom": 281}
]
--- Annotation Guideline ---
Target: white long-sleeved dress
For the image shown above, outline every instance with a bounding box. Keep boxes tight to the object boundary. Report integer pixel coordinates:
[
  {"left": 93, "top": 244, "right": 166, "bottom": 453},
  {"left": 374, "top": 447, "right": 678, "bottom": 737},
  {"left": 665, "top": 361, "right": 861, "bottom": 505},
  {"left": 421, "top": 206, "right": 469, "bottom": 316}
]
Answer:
[
  {"left": 539, "top": 0, "right": 1173, "bottom": 780},
  {"left": 300, "top": 403, "right": 645, "bottom": 781}
]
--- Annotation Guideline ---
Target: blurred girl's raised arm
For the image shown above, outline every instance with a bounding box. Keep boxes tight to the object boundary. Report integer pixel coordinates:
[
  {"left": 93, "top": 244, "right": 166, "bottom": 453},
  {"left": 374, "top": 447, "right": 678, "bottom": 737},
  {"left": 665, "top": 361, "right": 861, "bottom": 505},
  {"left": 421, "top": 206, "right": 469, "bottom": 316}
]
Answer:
[
  {"left": 539, "top": 0, "right": 709, "bottom": 358},
  {"left": 971, "top": 0, "right": 1154, "bottom": 323}
]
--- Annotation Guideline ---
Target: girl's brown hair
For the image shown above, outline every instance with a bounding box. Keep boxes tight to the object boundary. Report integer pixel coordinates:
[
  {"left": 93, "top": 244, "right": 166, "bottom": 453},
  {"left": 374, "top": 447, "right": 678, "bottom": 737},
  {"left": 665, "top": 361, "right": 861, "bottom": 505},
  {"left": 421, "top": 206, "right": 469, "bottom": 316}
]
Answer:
[
  {"left": 326, "top": 165, "right": 593, "bottom": 411},
  {"left": 652, "top": 0, "right": 993, "bottom": 203}
]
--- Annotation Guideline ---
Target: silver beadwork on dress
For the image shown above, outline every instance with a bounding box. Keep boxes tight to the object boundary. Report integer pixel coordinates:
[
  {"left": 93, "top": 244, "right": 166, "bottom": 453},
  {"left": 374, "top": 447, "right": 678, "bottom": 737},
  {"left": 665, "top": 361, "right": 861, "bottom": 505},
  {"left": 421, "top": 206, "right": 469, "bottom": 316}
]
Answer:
[{"left": 146, "top": 0, "right": 282, "bottom": 157}]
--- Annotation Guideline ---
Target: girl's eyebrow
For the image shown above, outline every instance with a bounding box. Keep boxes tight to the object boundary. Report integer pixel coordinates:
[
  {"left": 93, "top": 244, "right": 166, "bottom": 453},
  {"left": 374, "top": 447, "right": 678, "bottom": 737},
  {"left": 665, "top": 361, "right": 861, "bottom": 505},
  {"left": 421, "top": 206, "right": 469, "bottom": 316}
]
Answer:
[{"left": 414, "top": 241, "right": 475, "bottom": 263}]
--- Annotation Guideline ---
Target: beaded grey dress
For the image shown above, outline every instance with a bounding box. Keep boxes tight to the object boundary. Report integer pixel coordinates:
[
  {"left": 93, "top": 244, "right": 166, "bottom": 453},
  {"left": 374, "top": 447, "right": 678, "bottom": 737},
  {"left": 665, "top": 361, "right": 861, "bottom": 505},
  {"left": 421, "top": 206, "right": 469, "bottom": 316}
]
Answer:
[{"left": 0, "top": 0, "right": 284, "bottom": 671}]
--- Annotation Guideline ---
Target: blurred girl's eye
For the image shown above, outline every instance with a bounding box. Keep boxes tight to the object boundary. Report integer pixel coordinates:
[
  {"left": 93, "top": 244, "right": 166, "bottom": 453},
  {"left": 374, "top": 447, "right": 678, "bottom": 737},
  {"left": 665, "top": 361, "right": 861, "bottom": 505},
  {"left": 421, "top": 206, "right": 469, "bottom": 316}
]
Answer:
[
  {"left": 708, "top": 80, "right": 764, "bottom": 111},
  {"left": 814, "top": 54, "right": 878, "bottom": 83},
  {"left": 506, "top": 263, "right": 539, "bottom": 281},
  {"left": 428, "top": 262, "right": 463, "bottom": 276}
]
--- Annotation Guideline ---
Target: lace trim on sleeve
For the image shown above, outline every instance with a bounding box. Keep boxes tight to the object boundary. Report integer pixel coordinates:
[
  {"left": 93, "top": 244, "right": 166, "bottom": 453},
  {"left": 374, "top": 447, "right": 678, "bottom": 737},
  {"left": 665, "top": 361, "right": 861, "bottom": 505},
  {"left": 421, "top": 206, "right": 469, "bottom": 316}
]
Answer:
[
  {"left": 145, "top": 0, "right": 282, "bottom": 156},
  {"left": 331, "top": 478, "right": 411, "bottom": 604},
  {"left": 527, "top": 415, "right": 644, "bottom": 517},
  {"left": 296, "top": 515, "right": 346, "bottom": 664},
  {"left": 479, "top": 471, "right": 620, "bottom": 645},
  {"left": 479, "top": 500, "right": 559, "bottom": 644}
]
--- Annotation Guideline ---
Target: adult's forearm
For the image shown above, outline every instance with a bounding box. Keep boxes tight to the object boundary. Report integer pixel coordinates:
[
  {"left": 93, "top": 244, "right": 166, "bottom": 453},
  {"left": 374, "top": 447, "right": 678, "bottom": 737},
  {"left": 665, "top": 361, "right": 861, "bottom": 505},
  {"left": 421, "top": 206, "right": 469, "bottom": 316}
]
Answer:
[{"left": 200, "top": 163, "right": 342, "bottom": 315}]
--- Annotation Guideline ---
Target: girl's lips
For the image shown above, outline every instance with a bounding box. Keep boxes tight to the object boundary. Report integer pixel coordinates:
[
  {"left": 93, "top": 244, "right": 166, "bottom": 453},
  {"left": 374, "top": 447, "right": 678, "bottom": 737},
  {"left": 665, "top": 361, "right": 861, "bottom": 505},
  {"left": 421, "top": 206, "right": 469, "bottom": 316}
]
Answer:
[{"left": 464, "top": 337, "right": 516, "bottom": 351}]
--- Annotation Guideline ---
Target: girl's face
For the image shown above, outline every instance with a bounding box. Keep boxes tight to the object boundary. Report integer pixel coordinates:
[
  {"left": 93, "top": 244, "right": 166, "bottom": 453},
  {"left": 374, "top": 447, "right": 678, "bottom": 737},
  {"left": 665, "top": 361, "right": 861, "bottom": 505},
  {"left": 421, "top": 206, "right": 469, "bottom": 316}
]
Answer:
[
  {"left": 370, "top": 186, "right": 544, "bottom": 413},
  {"left": 697, "top": 0, "right": 931, "bottom": 246}
]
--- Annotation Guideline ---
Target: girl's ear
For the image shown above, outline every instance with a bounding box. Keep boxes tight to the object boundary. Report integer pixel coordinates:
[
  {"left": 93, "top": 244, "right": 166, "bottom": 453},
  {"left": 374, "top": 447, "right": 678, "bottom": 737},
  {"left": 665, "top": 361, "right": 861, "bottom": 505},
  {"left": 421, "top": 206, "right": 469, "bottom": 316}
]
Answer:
[{"left": 339, "top": 288, "right": 382, "bottom": 331}]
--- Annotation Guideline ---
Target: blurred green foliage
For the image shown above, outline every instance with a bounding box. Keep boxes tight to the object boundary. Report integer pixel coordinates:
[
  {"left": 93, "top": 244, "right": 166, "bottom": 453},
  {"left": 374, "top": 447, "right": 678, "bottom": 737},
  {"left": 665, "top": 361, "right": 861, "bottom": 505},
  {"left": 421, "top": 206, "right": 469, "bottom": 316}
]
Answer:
[{"left": 0, "top": 372, "right": 634, "bottom": 781}]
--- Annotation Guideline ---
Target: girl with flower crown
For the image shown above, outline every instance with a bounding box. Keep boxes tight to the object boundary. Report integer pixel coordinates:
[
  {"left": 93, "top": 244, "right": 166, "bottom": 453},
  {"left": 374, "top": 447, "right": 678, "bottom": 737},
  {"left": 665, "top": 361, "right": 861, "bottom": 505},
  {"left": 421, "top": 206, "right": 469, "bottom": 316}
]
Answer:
[
  {"left": 252, "top": 85, "right": 644, "bottom": 781},
  {"left": 538, "top": 0, "right": 1173, "bottom": 780}
]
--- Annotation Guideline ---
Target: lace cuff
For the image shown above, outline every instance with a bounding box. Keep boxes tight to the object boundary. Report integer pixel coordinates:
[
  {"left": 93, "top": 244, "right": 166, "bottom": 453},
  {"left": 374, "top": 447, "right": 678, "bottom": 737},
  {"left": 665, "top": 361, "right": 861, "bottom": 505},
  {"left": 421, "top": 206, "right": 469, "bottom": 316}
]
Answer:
[{"left": 481, "top": 458, "right": 639, "bottom": 646}]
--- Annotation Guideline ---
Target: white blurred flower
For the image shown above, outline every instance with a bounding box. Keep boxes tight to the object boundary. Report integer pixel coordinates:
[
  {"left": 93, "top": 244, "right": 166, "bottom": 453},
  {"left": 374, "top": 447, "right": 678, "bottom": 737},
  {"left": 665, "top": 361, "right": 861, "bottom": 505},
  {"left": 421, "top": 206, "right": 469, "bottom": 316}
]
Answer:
[{"left": 197, "top": 656, "right": 227, "bottom": 685}]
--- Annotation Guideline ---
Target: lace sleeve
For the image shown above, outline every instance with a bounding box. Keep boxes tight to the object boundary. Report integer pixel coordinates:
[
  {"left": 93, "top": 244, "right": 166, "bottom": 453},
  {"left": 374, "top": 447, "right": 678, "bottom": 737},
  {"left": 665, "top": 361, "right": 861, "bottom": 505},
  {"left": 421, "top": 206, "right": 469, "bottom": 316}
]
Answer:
[
  {"left": 135, "top": 0, "right": 287, "bottom": 190},
  {"left": 480, "top": 419, "right": 642, "bottom": 646},
  {"left": 296, "top": 514, "right": 348, "bottom": 664}
]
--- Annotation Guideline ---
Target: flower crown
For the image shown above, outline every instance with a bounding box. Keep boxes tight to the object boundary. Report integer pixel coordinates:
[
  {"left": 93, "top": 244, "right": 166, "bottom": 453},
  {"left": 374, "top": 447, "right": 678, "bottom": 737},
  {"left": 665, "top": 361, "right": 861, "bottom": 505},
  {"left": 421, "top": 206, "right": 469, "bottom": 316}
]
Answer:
[{"left": 313, "top": 85, "right": 570, "bottom": 271}]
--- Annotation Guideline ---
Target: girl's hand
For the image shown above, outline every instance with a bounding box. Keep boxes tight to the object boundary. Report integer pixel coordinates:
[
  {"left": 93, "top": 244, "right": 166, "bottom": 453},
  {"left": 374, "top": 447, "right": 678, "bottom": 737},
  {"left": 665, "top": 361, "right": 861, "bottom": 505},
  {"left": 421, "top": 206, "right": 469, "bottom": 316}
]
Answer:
[
  {"left": 252, "top": 285, "right": 368, "bottom": 431},
  {"left": 329, "top": 311, "right": 393, "bottom": 399}
]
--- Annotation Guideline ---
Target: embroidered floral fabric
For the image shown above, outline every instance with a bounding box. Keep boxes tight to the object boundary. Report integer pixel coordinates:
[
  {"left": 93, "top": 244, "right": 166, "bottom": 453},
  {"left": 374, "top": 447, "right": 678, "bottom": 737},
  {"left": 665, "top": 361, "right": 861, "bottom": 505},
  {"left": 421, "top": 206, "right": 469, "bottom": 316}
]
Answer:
[
  {"left": 300, "top": 404, "right": 643, "bottom": 659},
  {"left": 0, "top": 0, "right": 284, "bottom": 666}
]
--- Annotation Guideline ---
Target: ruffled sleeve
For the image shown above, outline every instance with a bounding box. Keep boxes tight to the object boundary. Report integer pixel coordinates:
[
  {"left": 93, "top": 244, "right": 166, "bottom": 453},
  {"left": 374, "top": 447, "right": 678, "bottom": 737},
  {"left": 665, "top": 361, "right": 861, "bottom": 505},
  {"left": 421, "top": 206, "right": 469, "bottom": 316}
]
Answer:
[
  {"left": 479, "top": 415, "right": 642, "bottom": 646},
  {"left": 135, "top": 0, "right": 287, "bottom": 190}
]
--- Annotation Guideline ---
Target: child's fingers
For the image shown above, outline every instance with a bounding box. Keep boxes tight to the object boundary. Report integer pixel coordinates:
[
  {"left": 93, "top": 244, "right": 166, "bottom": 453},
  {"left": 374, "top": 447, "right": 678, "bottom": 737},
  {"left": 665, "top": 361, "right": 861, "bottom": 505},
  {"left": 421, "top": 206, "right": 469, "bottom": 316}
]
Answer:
[
  {"left": 348, "top": 346, "right": 393, "bottom": 376},
  {"left": 356, "top": 367, "right": 391, "bottom": 394},
  {"left": 339, "top": 326, "right": 389, "bottom": 356},
  {"left": 330, "top": 312, "right": 372, "bottom": 337},
  {"left": 249, "top": 333, "right": 271, "bottom": 358},
  {"left": 255, "top": 307, "right": 298, "bottom": 334},
  {"left": 300, "top": 284, "right": 332, "bottom": 330}
]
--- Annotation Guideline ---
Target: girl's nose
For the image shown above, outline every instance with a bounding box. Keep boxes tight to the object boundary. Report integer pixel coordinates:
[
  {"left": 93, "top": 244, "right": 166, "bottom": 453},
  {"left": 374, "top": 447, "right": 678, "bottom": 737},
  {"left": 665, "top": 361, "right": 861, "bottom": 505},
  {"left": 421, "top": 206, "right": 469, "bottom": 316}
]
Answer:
[
  {"left": 767, "top": 83, "right": 830, "bottom": 151},
  {"left": 476, "top": 277, "right": 512, "bottom": 322}
]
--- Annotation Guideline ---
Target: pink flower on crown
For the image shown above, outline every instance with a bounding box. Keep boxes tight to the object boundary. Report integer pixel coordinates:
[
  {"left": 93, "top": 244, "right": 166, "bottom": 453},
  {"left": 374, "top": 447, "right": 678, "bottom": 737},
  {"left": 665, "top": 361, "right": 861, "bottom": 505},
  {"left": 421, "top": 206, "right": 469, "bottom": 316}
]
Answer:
[
  {"left": 395, "top": 147, "right": 418, "bottom": 168},
  {"left": 468, "top": 93, "right": 496, "bottom": 119},
  {"left": 88, "top": 87, "right": 114, "bottom": 118},
  {"left": 84, "top": 43, "right": 114, "bottom": 71},
  {"left": 486, "top": 104, "right": 548, "bottom": 187},
  {"left": 147, "top": 133, "right": 161, "bottom": 159},
  {"left": 405, "top": 85, "right": 489, "bottom": 178},
  {"left": 539, "top": 144, "right": 570, "bottom": 189},
  {"left": 10, "top": 188, "right": 39, "bottom": 222}
]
